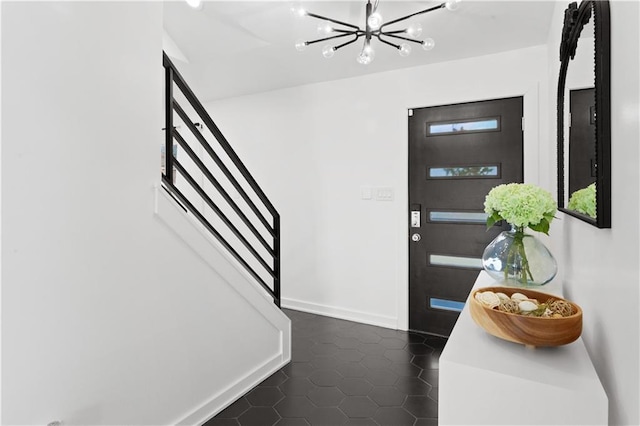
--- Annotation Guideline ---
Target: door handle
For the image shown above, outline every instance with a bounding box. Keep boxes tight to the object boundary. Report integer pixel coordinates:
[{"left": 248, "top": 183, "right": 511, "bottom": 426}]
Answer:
[{"left": 411, "top": 233, "right": 422, "bottom": 242}]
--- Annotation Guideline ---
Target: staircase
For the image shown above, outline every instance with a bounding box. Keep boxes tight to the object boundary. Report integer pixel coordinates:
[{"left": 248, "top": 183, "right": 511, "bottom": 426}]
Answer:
[{"left": 158, "top": 52, "right": 290, "bottom": 424}]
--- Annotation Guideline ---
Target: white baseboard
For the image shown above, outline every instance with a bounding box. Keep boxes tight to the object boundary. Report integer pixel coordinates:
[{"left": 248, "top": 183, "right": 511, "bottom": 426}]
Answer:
[
  {"left": 282, "top": 297, "right": 398, "bottom": 330},
  {"left": 176, "top": 349, "right": 290, "bottom": 426}
]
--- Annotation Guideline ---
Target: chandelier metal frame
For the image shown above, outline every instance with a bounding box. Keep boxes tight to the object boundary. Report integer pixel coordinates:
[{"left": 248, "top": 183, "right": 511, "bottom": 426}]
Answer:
[{"left": 294, "top": 0, "right": 459, "bottom": 63}]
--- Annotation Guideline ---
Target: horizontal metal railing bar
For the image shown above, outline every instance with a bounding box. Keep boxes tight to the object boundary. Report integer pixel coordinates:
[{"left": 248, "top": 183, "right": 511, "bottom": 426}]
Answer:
[
  {"left": 163, "top": 52, "right": 278, "bottom": 217},
  {"left": 162, "top": 176, "right": 276, "bottom": 299},
  {"left": 172, "top": 100, "right": 276, "bottom": 238},
  {"left": 173, "top": 130, "right": 276, "bottom": 257},
  {"left": 172, "top": 158, "right": 278, "bottom": 279}
]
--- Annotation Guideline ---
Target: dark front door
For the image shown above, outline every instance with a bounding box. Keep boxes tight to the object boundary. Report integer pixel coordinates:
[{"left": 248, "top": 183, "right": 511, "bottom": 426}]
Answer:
[
  {"left": 569, "top": 88, "right": 597, "bottom": 195},
  {"left": 408, "top": 97, "right": 524, "bottom": 336}
]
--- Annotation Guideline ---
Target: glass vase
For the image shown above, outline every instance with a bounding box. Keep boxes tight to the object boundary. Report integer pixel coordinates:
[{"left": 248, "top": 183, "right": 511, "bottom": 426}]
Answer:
[{"left": 482, "top": 226, "right": 557, "bottom": 287}]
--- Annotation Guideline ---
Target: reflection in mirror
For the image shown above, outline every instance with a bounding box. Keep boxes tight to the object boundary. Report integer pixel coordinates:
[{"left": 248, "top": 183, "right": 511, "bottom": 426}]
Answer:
[
  {"left": 568, "top": 88, "right": 595, "bottom": 196},
  {"left": 557, "top": 0, "right": 610, "bottom": 228},
  {"left": 564, "top": 16, "right": 595, "bottom": 217}
]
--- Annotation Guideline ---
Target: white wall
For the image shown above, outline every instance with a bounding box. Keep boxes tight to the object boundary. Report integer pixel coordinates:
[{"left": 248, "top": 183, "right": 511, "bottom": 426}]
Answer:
[
  {"left": 545, "top": 1, "right": 640, "bottom": 425},
  {"left": 205, "top": 45, "right": 549, "bottom": 330},
  {"left": 1, "top": 3, "right": 288, "bottom": 425}
]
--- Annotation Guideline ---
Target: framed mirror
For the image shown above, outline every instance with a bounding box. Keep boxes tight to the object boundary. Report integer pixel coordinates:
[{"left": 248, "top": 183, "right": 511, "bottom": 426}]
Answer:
[{"left": 557, "top": 0, "right": 611, "bottom": 228}]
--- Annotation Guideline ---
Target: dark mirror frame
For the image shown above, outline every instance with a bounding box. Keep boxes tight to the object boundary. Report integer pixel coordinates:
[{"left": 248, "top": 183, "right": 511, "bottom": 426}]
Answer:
[{"left": 557, "top": 0, "right": 611, "bottom": 228}]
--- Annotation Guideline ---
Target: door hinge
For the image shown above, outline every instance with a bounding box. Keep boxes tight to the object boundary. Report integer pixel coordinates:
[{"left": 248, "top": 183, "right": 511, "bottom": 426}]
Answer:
[
  {"left": 568, "top": 112, "right": 572, "bottom": 128},
  {"left": 521, "top": 117, "right": 525, "bottom": 131},
  {"left": 408, "top": 109, "right": 414, "bottom": 117}
]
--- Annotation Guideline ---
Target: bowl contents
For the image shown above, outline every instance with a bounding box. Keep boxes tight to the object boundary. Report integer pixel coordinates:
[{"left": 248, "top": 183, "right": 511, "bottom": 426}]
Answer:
[{"left": 474, "top": 290, "right": 575, "bottom": 318}]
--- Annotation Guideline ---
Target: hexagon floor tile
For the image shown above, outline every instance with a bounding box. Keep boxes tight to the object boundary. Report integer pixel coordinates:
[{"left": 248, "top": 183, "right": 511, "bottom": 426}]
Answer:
[{"left": 205, "top": 309, "right": 446, "bottom": 426}]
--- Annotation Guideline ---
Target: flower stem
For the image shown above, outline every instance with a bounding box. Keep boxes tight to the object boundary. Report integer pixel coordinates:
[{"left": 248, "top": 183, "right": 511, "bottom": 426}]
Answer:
[{"left": 509, "top": 226, "right": 534, "bottom": 285}]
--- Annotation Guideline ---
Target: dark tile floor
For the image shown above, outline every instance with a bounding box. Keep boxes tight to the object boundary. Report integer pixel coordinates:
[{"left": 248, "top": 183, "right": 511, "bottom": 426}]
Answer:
[{"left": 205, "top": 309, "right": 447, "bottom": 426}]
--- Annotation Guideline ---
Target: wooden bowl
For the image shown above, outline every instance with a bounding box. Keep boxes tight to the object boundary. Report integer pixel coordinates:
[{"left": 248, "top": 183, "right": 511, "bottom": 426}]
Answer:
[{"left": 469, "top": 287, "right": 583, "bottom": 347}]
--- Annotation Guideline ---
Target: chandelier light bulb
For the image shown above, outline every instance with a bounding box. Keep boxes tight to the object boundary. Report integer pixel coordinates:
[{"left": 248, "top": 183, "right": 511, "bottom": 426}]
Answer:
[
  {"left": 399, "top": 43, "right": 412, "bottom": 57},
  {"left": 406, "top": 23, "right": 423, "bottom": 38},
  {"left": 295, "top": 39, "right": 308, "bottom": 51},
  {"left": 367, "top": 12, "right": 383, "bottom": 30},
  {"left": 185, "top": 0, "right": 203, "bottom": 9},
  {"left": 357, "top": 43, "right": 375, "bottom": 65},
  {"left": 364, "top": 44, "right": 375, "bottom": 58},
  {"left": 422, "top": 38, "right": 435, "bottom": 51},
  {"left": 317, "top": 22, "right": 334, "bottom": 35},
  {"left": 356, "top": 53, "right": 373, "bottom": 65},
  {"left": 322, "top": 45, "right": 335, "bottom": 58},
  {"left": 290, "top": 5, "right": 307, "bottom": 17},
  {"left": 445, "top": 0, "right": 461, "bottom": 11}
]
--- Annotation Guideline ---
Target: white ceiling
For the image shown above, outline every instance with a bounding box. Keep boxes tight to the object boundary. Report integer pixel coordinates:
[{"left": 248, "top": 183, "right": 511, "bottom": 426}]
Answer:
[{"left": 163, "top": 1, "right": 557, "bottom": 102}]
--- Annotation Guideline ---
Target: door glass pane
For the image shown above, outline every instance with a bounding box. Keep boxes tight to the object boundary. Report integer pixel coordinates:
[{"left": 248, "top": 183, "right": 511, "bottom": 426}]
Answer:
[
  {"left": 428, "top": 118, "right": 499, "bottom": 135},
  {"left": 429, "top": 254, "right": 482, "bottom": 269},
  {"left": 428, "top": 165, "right": 499, "bottom": 178},
  {"left": 429, "top": 211, "right": 488, "bottom": 224},
  {"left": 430, "top": 298, "right": 465, "bottom": 312}
]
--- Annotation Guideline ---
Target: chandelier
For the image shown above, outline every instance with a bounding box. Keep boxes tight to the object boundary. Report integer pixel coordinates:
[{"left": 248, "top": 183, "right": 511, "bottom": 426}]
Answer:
[{"left": 292, "top": 0, "right": 461, "bottom": 64}]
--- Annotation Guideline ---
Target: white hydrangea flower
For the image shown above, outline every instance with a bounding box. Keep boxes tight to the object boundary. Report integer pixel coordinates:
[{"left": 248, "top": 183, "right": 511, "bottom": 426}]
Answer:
[{"left": 484, "top": 183, "right": 557, "bottom": 233}]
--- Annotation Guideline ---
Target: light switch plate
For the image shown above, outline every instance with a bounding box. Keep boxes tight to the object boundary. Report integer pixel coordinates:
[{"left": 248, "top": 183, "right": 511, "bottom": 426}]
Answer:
[
  {"left": 375, "top": 187, "right": 394, "bottom": 201},
  {"left": 361, "top": 186, "right": 373, "bottom": 200}
]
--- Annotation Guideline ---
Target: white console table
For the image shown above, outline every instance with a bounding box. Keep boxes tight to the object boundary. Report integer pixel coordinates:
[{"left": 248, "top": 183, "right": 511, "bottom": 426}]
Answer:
[{"left": 439, "top": 272, "right": 608, "bottom": 425}]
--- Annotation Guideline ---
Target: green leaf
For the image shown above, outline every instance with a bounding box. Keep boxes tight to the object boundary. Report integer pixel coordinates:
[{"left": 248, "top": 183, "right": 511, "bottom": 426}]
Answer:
[
  {"left": 486, "top": 212, "right": 502, "bottom": 230},
  {"left": 529, "top": 218, "right": 550, "bottom": 235},
  {"left": 486, "top": 217, "right": 496, "bottom": 229}
]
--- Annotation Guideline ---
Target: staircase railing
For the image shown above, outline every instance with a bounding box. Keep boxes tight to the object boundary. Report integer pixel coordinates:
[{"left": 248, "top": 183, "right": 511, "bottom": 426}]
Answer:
[{"left": 162, "top": 52, "right": 280, "bottom": 307}]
